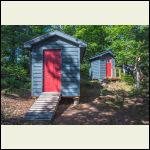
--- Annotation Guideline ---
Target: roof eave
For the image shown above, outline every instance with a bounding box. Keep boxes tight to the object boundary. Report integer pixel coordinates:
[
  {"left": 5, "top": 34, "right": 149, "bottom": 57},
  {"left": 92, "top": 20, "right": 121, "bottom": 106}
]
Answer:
[
  {"left": 24, "top": 44, "right": 32, "bottom": 48},
  {"left": 89, "top": 51, "right": 114, "bottom": 61},
  {"left": 79, "top": 43, "right": 87, "bottom": 48},
  {"left": 23, "top": 30, "right": 87, "bottom": 48}
]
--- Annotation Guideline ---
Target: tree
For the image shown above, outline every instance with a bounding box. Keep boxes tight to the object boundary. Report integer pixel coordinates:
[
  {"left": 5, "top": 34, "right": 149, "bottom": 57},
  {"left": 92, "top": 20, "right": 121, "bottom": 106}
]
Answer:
[
  {"left": 104, "top": 25, "right": 149, "bottom": 89},
  {"left": 1, "top": 25, "right": 149, "bottom": 93}
]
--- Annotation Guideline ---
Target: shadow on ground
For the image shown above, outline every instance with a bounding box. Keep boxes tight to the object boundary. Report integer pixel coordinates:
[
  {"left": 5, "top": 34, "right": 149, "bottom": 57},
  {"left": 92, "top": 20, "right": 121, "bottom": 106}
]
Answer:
[
  {"left": 1, "top": 80, "right": 149, "bottom": 125},
  {"left": 53, "top": 80, "right": 149, "bottom": 125}
]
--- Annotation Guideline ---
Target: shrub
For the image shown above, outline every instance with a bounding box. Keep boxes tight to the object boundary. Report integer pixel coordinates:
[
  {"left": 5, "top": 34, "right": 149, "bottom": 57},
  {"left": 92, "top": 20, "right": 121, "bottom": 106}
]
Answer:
[
  {"left": 81, "top": 63, "right": 89, "bottom": 77},
  {"left": 1, "top": 65, "right": 27, "bottom": 80},
  {"left": 1, "top": 64, "right": 30, "bottom": 93},
  {"left": 121, "top": 73, "right": 135, "bottom": 85},
  {"left": 1, "top": 77, "right": 31, "bottom": 93}
]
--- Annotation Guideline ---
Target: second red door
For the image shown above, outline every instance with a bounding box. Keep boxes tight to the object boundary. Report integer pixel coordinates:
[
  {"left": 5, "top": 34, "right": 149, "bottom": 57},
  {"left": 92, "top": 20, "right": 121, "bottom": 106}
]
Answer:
[{"left": 106, "top": 58, "right": 112, "bottom": 78}]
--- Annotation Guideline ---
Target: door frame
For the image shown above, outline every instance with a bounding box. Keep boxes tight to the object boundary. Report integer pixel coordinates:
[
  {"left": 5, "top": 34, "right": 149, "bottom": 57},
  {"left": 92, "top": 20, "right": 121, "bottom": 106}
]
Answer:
[{"left": 43, "top": 49, "right": 62, "bottom": 92}]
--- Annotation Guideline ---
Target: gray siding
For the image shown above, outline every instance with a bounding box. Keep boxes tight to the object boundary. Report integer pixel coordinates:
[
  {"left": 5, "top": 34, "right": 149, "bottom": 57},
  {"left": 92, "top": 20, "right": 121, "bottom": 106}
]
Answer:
[
  {"left": 90, "top": 59, "right": 100, "bottom": 80},
  {"left": 61, "top": 47, "right": 80, "bottom": 96},
  {"left": 89, "top": 53, "right": 116, "bottom": 81},
  {"left": 31, "top": 49, "right": 43, "bottom": 96},
  {"left": 100, "top": 59, "right": 106, "bottom": 80},
  {"left": 112, "top": 58, "right": 116, "bottom": 77},
  {"left": 99, "top": 57, "right": 116, "bottom": 80},
  {"left": 31, "top": 37, "right": 80, "bottom": 97}
]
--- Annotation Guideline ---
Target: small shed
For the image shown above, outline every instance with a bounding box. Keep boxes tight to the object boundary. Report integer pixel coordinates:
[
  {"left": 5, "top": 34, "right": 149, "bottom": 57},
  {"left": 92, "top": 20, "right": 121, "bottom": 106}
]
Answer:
[
  {"left": 89, "top": 50, "right": 116, "bottom": 81},
  {"left": 24, "top": 30, "right": 87, "bottom": 97}
]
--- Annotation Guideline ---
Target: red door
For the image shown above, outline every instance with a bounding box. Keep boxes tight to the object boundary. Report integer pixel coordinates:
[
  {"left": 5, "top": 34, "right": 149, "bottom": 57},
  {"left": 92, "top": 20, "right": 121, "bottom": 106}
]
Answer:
[
  {"left": 43, "top": 50, "right": 61, "bottom": 92},
  {"left": 106, "top": 58, "right": 112, "bottom": 78}
]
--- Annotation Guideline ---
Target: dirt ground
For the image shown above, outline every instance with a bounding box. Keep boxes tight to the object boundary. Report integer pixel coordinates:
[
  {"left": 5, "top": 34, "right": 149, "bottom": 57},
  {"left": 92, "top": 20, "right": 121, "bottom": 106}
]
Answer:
[
  {"left": 1, "top": 80, "right": 149, "bottom": 125},
  {"left": 1, "top": 92, "right": 35, "bottom": 125},
  {"left": 54, "top": 81, "right": 149, "bottom": 125}
]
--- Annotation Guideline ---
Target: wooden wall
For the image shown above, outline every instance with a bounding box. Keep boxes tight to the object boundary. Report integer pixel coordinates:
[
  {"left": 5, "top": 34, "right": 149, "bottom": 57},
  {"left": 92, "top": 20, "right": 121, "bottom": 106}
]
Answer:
[
  {"left": 89, "top": 55, "right": 116, "bottom": 81},
  {"left": 31, "top": 36, "right": 80, "bottom": 97}
]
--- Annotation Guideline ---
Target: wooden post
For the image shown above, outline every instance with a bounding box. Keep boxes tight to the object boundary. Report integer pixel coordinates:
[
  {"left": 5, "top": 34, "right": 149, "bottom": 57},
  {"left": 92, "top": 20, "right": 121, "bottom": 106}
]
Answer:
[
  {"left": 123, "top": 64, "right": 126, "bottom": 74},
  {"left": 114, "top": 68, "right": 116, "bottom": 77},
  {"left": 119, "top": 68, "right": 121, "bottom": 78},
  {"left": 73, "top": 97, "right": 80, "bottom": 106}
]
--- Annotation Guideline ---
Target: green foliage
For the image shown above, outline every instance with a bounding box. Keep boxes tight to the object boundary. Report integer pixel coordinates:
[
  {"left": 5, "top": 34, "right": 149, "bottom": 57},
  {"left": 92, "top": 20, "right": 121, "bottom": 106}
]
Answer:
[
  {"left": 1, "top": 25, "right": 149, "bottom": 95},
  {"left": 104, "top": 25, "right": 149, "bottom": 66},
  {"left": 121, "top": 73, "right": 135, "bottom": 85},
  {"left": 1, "top": 63, "right": 28, "bottom": 91},
  {"left": 62, "top": 25, "right": 77, "bottom": 35},
  {"left": 1, "top": 25, "right": 51, "bottom": 93},
  {"left": 1, "top": 65, "right": 27, "bottom": 79},
  {"left": 1, "top": 77, "right": 31, "bottom": 93},
  {"left": 80, "top": 63, "right": 89, "bottom": 77},
  {"left": 63, "top": 25, "right": 107, "bottom": 63}
]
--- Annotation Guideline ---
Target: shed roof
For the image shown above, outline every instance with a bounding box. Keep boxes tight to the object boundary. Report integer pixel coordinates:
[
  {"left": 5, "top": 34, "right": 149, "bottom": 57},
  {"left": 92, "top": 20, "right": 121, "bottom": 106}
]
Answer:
[
  {"left": 89, "top": 50, "right": 114, "bottom": 61},
  {"left": 24, "top": 30, "right": 87, "bottom": 48}
]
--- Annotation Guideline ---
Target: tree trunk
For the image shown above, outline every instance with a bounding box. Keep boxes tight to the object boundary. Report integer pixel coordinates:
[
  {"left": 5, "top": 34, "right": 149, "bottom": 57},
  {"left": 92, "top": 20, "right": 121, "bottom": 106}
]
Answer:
[
  {"left": 123, "top": 64, "right": 126, "bottom": 74},
  {"left": 135, "top": 57, "right": 141, "bottom": 90},
  {"left": 136, "top": 68, "right": 140, "bottom": 89},
  {"left": 11, "top": 27, "right": 16, "bottom": 64}
]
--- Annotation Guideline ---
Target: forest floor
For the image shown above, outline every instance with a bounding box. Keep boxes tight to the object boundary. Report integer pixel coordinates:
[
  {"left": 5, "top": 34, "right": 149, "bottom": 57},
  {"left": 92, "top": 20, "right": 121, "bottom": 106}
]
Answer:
[
  {"left": 1, "top": 79, "right": 149, "bottom": 125},
  {"left": 54, "top": 79, "right": 149, "bottom": 125},
  {"left": 1, "top": 91, "right": 35, "bottom": 125}
]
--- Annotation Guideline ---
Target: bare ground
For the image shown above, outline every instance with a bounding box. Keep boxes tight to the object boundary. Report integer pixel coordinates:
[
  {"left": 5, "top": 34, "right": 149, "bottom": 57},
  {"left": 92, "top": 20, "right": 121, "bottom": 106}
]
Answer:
[
  {"left": 53, "top": 80, "right": 149, "bottom": 125},
  {"left": 1, "top": 80, "right": 149, "bottom": 125},
  {"left": 1, "top": 92, "right": 35, "bottom": 125}
]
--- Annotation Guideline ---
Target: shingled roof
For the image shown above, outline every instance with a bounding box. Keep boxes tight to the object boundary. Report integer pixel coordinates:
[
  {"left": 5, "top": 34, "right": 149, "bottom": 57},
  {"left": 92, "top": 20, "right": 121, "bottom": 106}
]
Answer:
[
  {"left": 24, "top": 30, "right": 87, "bottom": 48},
  {"left": 89, "top": 50, "right": 114, "bottom": 61}
]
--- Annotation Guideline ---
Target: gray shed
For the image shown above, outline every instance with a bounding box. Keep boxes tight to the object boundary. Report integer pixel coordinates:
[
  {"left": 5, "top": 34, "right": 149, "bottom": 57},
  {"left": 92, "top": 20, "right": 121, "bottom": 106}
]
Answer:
[
  {"left": 24, "top": 30, "right": 87, "bottom": 97},
  {"left": 89, "top": 50, "right": 116, "bottom": 81}
]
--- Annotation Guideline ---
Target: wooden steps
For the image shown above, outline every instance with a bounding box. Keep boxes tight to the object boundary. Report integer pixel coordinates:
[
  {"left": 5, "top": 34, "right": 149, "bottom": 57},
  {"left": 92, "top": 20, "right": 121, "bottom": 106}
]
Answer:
[{"left": 24, "top": 92, "right": 61, "bottom": 121}]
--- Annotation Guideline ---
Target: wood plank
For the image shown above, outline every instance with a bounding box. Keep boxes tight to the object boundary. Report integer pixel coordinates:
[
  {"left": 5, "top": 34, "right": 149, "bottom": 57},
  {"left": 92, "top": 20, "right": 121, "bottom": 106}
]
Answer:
[
  {"left": 30, "top": 104, "right": 57, "bottom": 107},
  {"left": 36, "top": 98, "right": 60, "bottom": 101},
  {"left": 32, "top": 101, "right": 58, "bottom": 103},
  {"left": 30, "top": 105, "right": 57, "bottom": 108},
  {"left": 29, "top": 109, "right": 55, "bottom": 111},
  {"left": 24, "top": 92, "right": 60, "bottom": 121},
  {"left": 31, "top": 102, "right": 58, "bottom": 105},
  {"left": 27, "top": 110, "right": 54, "bottom": 112},
  {"left": 35, "top": 99, "right": 59, "bottom": 101},
  {"left": 38, "top": 96, "right": 60, "bottom": 98}
]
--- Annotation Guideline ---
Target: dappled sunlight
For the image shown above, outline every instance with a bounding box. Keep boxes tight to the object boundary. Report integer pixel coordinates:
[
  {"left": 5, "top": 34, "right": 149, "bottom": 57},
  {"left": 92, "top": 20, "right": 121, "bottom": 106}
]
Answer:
[
  {"left": 98, "top": 111, "right": 115, "bottom": 116},
  {"left": 92, "top": 98, "right": 102, "bottom": 104},
  {"left": 105, "top": 81, "right": 134, "bottom": 93},
  {"left": 53, "top": 80, "right": 149, "bottom": 125}
]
